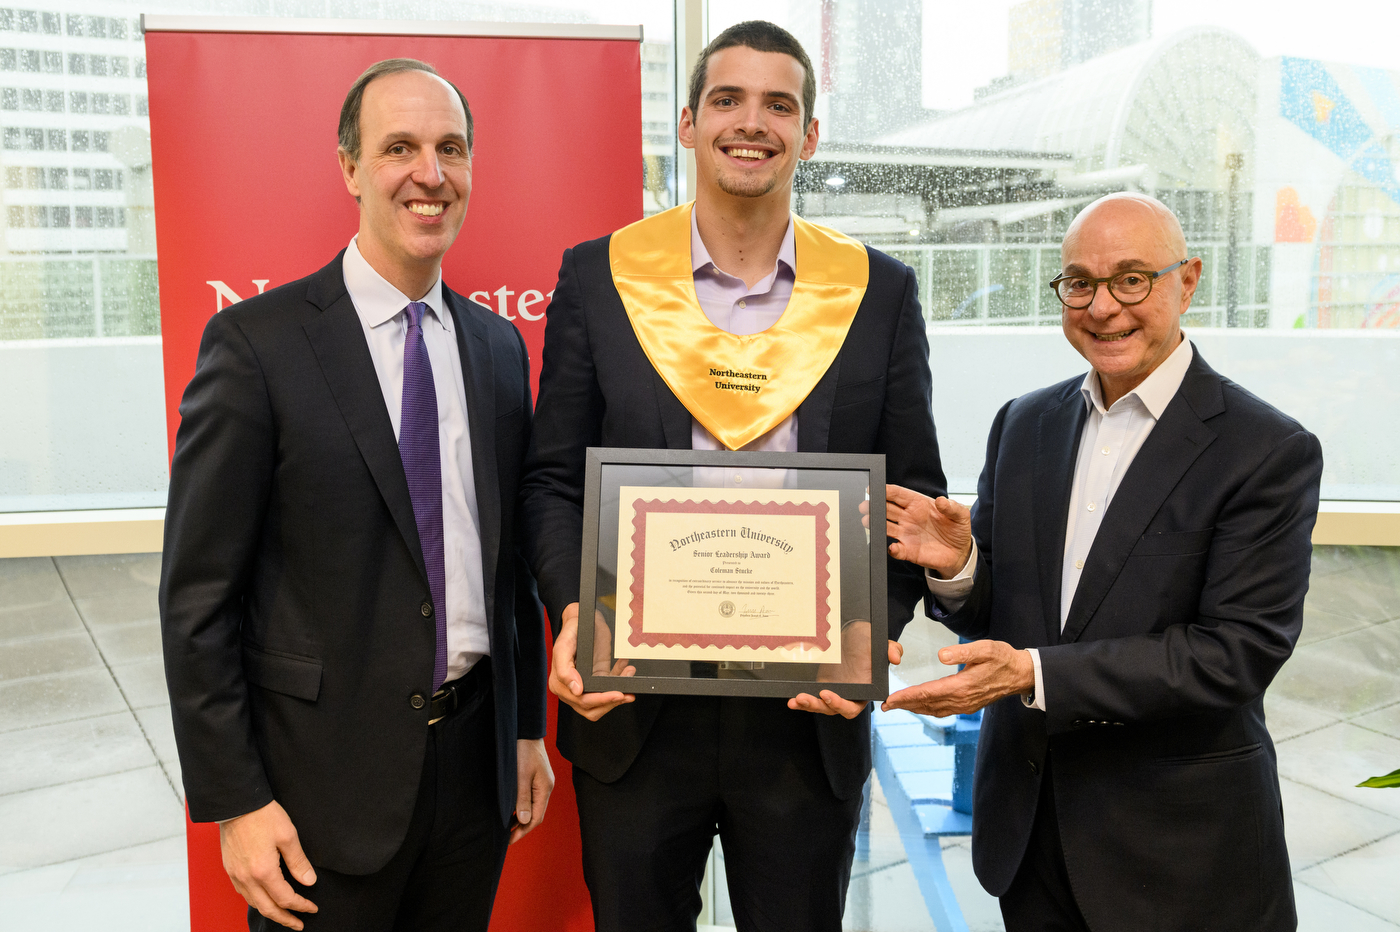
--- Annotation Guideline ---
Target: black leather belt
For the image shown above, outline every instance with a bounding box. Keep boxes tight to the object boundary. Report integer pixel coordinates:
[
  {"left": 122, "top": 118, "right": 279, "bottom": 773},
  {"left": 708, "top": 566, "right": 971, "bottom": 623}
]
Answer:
[{"left": 428, "top": 657, "right": 490, "bottom": 726}]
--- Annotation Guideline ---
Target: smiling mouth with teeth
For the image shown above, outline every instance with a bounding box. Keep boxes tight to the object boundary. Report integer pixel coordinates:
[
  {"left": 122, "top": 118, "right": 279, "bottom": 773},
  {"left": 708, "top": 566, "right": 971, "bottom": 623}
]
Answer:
[
  {"left": 408, "top": 203, "right": 444, "bottom": 217},
  {"left": 1091, "top": 330, "right": 1136, "bottom": 342},
  {"left": 725, "top": 147, "right": 774, "bottom": 161}
]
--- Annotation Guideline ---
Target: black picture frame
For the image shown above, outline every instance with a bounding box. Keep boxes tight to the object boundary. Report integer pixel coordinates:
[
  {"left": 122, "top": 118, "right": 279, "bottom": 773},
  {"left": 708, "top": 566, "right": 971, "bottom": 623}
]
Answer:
[{"left": 577, "top": 446, "right": 889, "bottom": 700}]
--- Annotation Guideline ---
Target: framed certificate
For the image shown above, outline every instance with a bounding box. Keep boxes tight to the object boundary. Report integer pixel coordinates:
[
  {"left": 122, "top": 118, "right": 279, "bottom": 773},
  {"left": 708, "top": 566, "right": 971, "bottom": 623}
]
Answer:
[{"left": 578, "top": 447, "right": 888, "bottom": 700}]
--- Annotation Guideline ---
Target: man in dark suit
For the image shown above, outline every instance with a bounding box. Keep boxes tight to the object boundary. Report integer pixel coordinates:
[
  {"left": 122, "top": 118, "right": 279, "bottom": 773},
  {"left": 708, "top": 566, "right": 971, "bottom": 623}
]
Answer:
[
  {"left": 160, "top": 59, "right": 551, "bottom": 932},
  {"left": 878, "top": 192, "right": 1322, "bottom": 930},
  {"left": 520, "top": 21, "right": 945, "bottom": 932}
]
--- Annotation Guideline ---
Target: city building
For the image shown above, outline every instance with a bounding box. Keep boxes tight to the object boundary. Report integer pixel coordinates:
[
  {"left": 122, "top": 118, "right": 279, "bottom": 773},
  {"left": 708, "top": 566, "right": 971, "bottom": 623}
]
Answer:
[{"left": 0, "top": 5, "right": 155, "bottom": 340}]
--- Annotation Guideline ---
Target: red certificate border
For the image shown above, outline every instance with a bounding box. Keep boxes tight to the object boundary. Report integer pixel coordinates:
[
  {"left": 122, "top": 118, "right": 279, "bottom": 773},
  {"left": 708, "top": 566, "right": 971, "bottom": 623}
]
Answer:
[{"left": 625, "top": 498, "right": 833, "bottom": 651}]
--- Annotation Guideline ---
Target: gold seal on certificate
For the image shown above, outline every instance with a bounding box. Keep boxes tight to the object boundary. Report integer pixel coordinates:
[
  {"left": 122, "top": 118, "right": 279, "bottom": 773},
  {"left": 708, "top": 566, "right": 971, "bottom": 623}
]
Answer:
[{"left": 614, "top": 487, "right": 842, "bottom": 663}]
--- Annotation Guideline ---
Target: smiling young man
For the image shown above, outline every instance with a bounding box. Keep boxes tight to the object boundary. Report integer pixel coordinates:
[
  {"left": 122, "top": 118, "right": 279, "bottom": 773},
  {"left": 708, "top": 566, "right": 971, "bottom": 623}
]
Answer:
[
  {"left": 521, "top": 20, "right": 946, "bottom": 932},
  {"left": 160, "top": 59, "right": 551, "bottom": 931},
  {"left": 873, "top": 192, "right": 1323, "bottom": 930}
]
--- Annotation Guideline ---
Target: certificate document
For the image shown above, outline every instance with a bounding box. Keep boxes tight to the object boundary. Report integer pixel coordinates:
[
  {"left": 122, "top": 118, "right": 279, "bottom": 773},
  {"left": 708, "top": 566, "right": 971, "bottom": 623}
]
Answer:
[{"left": 614, "top": 486, "right": 842, "bottom": 663}]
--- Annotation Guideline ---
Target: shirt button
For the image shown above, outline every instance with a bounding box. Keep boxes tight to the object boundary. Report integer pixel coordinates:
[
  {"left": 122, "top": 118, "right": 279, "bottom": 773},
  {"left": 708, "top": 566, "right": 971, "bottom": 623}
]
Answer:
[
  {"left": 1101, "top": 447, "right": 1110, "bottom": 455},
  {"left": 738, "top": 300, "right": 747, "bottom": 309},
  {"left": 409, "top": 693, "right": 426, "bottom": 710},
  {"left": 1087, "top": 502, "right": 1096, "bottom": 512},
  {"left": 1075, "top": 559, "right": 1084, "bottom": 569},
  {"left": 735, "top": 475, "right": 744, "bottom": 484},
  {"left": 420, "top": 600, "right": 433, "bottom": 617}
]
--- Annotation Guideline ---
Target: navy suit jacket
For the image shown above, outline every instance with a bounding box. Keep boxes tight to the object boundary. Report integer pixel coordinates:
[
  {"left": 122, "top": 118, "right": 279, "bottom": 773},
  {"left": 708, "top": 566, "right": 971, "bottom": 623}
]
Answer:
[
  {"left": 939, "top": 346, "right": 1321, "bottom": 930},
  {"left": 159, "top": 253, "right": 548, "bottom": 875},
  {"left": 521, "top": 234, "right": 947, "bottom": 801}
]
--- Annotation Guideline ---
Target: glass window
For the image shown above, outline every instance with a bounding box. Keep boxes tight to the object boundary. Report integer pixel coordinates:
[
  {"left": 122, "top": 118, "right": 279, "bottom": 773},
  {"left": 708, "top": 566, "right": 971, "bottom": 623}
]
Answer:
[
  {"left": 707, "top": 0, "right": 1400, "bottom": 503},
  {"left": 0, "top": 0, "right": 677, "bottom": 516}
]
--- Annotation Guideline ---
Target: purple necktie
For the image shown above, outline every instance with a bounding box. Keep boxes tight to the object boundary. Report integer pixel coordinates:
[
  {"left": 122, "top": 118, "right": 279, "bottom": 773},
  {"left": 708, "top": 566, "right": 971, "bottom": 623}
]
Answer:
[{"left": 399, "top": 301, "right": 448, "bottom": 690}]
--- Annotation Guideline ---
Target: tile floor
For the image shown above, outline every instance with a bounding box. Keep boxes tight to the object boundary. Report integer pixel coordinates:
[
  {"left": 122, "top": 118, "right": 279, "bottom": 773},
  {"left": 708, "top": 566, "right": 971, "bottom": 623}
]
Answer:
[{"left": 1, "top": 548, "right": 1398, "bottom": 930}]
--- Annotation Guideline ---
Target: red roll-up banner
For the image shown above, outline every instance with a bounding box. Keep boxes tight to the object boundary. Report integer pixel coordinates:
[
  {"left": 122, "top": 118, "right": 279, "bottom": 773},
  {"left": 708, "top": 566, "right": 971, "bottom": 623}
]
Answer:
[{"left": 145, "top": 17, "right": 643, "bottom": 931}]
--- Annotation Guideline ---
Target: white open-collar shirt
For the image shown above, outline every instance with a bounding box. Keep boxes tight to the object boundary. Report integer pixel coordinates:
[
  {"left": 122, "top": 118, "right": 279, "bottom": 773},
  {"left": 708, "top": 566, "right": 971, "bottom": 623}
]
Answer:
[
  {"left": 928, "top": 334, "right": 1195, "bottom": 710},
  {"left": 343, "top": 236, "right": 490, "bottom": 681}
]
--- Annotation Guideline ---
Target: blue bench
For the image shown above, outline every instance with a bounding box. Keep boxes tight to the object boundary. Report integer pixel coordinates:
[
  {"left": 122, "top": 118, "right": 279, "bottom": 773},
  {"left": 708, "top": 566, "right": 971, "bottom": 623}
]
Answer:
[{"left": 857, "top": 672, "right": 982, "bottom": 932}]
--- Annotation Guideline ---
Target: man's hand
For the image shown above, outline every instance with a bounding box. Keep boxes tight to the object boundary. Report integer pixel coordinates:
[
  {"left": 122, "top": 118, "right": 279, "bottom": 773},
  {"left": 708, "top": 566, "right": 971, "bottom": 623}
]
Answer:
[
  {"left": 863, "top": 484, "right": 972, "bottom": 579},
  {"left": 219, "top": 800, "right": 317, "bottom": 930},
  {"left": 883, "top": 640, "right": 1033, "bottom": 717},
  {"left": 789, "top": 638, "right": 904, "bottom": 719},
  {"left": 548, "top": 601, "right": 636, "bottom": 722},
  {"left": 509, "top": 738, "right": 554, "bottom": 844}
]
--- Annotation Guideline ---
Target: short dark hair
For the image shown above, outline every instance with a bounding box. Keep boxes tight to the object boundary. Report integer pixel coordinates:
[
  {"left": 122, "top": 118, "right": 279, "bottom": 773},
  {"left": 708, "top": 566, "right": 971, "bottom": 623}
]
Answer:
[
  {"left": 338, "top": 58, "right": 473, "bottom": 161},
  {"left": 687, "top": 21, "right": 816, "bottom": 129}
]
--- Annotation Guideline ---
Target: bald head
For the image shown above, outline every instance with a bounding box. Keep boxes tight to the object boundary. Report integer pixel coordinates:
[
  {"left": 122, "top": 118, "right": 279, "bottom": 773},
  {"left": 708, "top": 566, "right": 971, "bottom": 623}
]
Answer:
[{"left": 1064, "top": 192, "right": 1187, "bottom": 264}]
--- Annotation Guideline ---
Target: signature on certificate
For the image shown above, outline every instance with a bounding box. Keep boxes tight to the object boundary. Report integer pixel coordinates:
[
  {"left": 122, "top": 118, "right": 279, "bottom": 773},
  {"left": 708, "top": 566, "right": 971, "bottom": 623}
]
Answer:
[{"left": 738, "top": 604, "right": 777, "bottom": 618}]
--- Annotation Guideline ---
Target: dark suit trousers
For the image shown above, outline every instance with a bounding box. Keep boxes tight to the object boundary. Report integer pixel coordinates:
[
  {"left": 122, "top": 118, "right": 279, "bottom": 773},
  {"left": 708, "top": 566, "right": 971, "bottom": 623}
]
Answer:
[
  {"left": 1000, "top": 759, "right": 1090, "bottom": 932},
  {"left": 573, "top": 695, "right": 862, "bottom": 932},
  {"left": 250, "top": 664, "right": 508, "bottom": 932}
]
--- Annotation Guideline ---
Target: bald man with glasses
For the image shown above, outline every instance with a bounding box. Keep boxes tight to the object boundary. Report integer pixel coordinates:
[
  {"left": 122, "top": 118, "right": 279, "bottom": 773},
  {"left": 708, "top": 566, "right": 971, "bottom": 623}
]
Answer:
[{"left": 871, "top": 193, "right": 1322, "bottom": 931}]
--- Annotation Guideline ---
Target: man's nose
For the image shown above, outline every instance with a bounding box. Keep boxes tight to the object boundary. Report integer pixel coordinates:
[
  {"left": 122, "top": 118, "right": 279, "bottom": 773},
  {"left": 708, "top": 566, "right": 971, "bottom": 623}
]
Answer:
[
  {"left": 1087, "top": 282, "right": 1123, "bottom": 319},
  {"left": 412, "top": 150, "right": 445, "bottom": 188},
  {"left": 732, "top": 100, "right": 768, "bottom": 136}
]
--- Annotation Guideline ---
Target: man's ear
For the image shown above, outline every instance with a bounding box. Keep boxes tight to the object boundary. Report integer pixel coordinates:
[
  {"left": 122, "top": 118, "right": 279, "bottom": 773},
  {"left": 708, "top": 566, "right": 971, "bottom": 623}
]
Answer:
[
  {"left": 799, "top": 117, "right": 820, "bottom": 161},
  {"left": 1179, "top": 256, "right": 1204, "bottom": 311},
  {"left": 337, "top": 146, "right": 361, "bottom": 201},
  {"left": 678, "top": 106, "right": 696, "bottom": 151}
]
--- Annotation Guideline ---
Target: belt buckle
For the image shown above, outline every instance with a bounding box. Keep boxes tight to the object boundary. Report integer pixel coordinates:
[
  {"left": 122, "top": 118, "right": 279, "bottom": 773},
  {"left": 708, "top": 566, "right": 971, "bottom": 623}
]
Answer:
[{"left": 428, "top": 683, "right": 455, "bottom": 726}]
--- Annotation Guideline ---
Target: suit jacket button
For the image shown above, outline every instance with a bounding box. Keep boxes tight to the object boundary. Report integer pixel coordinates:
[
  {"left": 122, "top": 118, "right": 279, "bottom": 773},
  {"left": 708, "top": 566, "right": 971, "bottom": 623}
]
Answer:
[
  {"left": 1028, "top": 759, "right": 1040, "bottom": 776},
  {"left": 410, "top": 693, "right": 426, "bottom": 710},
  {"left": 420, "top": 600, "right": 433, "bottom": 617}
]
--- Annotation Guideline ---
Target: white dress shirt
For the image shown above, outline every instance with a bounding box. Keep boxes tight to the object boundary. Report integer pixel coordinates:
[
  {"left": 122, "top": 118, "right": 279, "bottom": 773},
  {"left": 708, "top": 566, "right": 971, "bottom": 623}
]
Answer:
[
  {"left": 928, "top": 335, "right": 1194, "bottom": 710},
  {"left": 688, "top": 211, "right": 801, "bottom": 482},
  {"left": 343, "top": 237, "right": 490, "bottom": 681}
]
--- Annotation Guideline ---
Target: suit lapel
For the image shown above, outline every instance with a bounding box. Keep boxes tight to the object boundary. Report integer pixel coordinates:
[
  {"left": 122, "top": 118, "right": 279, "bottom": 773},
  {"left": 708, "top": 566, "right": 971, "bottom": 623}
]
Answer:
[
  {"left": 448, "top": 291, "right": 501, "bottom": 623},
  {"left": 796, "top": 356, "right": 840, "bottom": 453},
  {"left": 302, "top": 256, "right": 426, "bottom": 583},
  {"left": 654, "top": 368, "right": 694, "bottom": 450},
  {"left": 1033, "top": 387, "right": 1088, "bottom": 645},
  {"left": 1060, "top": 349, "right": 1222, "bottom": 643}
]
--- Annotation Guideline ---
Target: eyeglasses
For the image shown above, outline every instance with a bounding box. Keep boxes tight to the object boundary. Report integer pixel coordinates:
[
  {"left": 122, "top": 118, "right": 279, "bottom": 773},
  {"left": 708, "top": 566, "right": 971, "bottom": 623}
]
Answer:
[{"left": 1048, "top": 259, "right": 1189, "bottom": 309}]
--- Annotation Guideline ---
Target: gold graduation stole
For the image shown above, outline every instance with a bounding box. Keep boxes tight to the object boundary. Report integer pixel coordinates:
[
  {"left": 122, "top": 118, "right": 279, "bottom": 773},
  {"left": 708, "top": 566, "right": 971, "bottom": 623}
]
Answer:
[{"left": 609, "top": 201, "right": 869, "bottom": 451}]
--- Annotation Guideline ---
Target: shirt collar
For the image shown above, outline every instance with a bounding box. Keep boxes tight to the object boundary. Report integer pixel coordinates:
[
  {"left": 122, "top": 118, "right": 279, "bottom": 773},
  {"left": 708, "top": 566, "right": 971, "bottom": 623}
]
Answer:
[
  {"left": 689, "top": 208, "right": 796, "bottom": 281},
  {"left": 343, "top": 236, "right": 449, "bottom": 332},
  {"left": 1080, "top": 333, "right": 1193, "bottom": 420}
]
